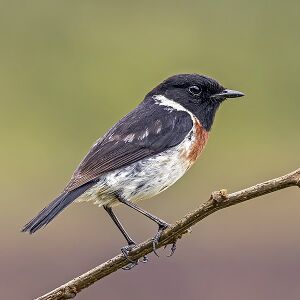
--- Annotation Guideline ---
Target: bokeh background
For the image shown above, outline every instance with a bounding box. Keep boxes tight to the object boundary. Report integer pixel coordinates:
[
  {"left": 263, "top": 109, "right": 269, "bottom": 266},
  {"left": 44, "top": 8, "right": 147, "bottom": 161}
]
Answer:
[{"left": 1, "top": 1, "right": 300, "bottom": 299}]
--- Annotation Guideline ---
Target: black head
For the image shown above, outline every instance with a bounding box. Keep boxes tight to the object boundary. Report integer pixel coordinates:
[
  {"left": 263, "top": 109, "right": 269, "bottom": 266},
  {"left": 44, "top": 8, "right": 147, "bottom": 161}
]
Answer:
[{"left": 146, "top": 74, "right": 244, "bottom": 131}]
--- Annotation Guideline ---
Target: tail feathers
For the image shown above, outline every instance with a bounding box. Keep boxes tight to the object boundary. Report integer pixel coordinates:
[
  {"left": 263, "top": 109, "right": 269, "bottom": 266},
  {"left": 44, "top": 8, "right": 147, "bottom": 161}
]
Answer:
[{"left": 21, "top": 180, "right": 97, "bottom": 234}]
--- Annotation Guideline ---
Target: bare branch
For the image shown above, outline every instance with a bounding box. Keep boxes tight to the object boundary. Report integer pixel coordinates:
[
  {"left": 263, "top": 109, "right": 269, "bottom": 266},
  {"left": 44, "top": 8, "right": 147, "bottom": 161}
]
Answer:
[{"left": 36, "top": 168, "right": 300, "bottom": 300}]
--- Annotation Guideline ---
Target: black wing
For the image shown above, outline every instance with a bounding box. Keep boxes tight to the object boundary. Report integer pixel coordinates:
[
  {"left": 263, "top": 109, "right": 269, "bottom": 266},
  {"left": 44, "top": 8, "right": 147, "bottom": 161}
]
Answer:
[{"left": 65, "top": 99, "right": 193, "bottom": 191}]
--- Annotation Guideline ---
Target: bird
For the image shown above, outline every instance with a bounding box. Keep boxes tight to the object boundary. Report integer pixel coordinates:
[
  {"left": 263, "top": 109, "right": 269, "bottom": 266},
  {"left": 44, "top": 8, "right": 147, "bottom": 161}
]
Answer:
[{"left": 22, "top": 73, "right": 244, "bottom": 267}]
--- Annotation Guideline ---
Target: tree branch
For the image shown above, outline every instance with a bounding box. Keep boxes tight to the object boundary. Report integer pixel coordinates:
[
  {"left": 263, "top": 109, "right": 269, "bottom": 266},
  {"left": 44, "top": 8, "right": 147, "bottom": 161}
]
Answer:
[{"left": 36, "top": 168, "right": 300, "bottom": 300}]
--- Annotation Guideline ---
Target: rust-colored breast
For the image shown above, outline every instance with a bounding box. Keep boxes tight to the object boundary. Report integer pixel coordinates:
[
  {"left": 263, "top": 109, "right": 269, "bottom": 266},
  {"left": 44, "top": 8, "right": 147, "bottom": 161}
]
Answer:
[{"left": 183, "top": 117, "right": 209, "bottom": 165}]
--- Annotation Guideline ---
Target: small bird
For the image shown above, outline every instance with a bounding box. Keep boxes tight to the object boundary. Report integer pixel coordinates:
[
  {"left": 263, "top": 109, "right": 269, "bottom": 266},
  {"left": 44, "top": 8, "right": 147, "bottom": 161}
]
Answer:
[{"left": 22, "top": 74, "right": 244, "bottom": 266}]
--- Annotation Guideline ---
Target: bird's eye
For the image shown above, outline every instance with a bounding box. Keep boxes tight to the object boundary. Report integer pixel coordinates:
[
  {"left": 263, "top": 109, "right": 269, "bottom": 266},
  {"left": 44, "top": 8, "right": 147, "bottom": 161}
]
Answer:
[{"left": 188, "top": 85, "right": 202, "bottom": 96}]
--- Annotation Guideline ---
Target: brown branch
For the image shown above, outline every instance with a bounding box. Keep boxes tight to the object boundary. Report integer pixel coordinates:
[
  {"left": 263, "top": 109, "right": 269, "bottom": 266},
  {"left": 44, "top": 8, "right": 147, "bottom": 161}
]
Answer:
[{"left": 35, "top": 168, "right": 300, "bottom": 300}]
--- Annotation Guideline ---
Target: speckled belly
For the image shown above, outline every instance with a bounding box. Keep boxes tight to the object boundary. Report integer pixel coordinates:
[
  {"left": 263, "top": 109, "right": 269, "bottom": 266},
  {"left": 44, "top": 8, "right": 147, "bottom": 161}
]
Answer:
[{"left": 76, "top": 122, "right": 208, "bottom": 208}]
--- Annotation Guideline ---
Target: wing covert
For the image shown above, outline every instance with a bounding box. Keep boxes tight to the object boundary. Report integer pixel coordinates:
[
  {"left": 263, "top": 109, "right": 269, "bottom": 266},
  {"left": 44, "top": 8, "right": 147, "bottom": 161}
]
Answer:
[{"left": 65, "top": 99, "right": 193, "bottom": 191}]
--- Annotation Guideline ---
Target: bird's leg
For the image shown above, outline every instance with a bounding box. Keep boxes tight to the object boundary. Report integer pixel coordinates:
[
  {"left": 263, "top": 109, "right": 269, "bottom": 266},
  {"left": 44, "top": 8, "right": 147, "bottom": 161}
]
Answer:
[
  {"left": 104, "top": 205, "right": 136, "bottom": 246},
  {"left": 116, "top": 196, "right": 172, "bottom": 257},
  {"left": 151, "top": 222, "right": 170, "bottom": 257},
  {"left": 103, "top": 206, "right": 148, "bottom": 270}
]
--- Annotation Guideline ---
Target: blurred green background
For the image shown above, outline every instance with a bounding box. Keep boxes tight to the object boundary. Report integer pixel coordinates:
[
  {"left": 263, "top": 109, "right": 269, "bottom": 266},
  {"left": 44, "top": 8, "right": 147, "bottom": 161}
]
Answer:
[{"left": 1, "top": 1, "right": 300, "bottom": 299}]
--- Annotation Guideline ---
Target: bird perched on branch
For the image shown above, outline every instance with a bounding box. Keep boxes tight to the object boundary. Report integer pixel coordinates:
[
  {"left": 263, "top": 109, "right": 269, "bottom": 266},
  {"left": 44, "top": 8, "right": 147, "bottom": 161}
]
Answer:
[{"left": 22, "top": 73, "right": 244, "bottom": 268}]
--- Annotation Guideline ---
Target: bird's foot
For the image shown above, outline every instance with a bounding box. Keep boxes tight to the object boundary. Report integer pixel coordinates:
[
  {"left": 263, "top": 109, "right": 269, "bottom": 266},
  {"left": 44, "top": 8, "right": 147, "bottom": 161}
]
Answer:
[
  {"left": 152, "top": 222, "right": 171, "bottom": 257},
  {"left": 121, "top": 243, "right": 148, "bottom": 270},
  {"left": 164, "top": 240, "right": 177, "bottom": 257}
]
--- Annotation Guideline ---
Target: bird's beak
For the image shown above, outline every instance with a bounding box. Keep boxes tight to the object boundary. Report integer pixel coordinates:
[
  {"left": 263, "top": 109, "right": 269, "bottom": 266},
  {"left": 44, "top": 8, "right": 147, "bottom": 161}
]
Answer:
[{"left": 211, "top": 89, "right": 245, "bottom": 100}]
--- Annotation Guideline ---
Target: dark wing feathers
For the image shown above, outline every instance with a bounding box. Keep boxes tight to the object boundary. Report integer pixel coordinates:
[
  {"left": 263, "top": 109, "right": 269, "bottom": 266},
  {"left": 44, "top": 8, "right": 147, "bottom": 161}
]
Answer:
[
  {"left": 22, "top": 180, "right": 97, "bottom": 234},
  {"left": 65, "top": 100, "right": 193, "bottom": 191}
]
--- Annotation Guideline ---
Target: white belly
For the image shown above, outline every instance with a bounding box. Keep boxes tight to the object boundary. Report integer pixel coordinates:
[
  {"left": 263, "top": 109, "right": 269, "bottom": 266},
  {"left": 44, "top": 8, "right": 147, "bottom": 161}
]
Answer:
[{"left": 76, "top": 130, "right": 196, "bottom": 207}]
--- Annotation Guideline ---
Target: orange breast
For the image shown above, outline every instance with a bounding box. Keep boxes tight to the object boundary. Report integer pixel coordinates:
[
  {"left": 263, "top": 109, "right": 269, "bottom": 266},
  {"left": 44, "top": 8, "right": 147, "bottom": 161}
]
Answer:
[{"left": 182, "top": 117, "right": 209, "bottom": 164}]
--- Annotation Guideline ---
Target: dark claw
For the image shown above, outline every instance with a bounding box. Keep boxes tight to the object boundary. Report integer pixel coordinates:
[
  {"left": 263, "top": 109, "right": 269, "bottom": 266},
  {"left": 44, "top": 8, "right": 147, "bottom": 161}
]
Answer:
[
  {"left": 152, "top": 240, "right": 160, "bottom": 257},
  {"left": 121, "top": 243, "right": 148, "bottom": 270},
  {"left": 121, "top": 244, "right": 136, "bottom": 264},
  {"left": 163, "top": 240, "right": 177, "bottom": 257},
  {"left": 167, "top": 241, "right": 177, "bottom": 257},
  {"left": 152, "top": 223, "right": 170, "bottom": 257},
  {"left": 141, "top": 255, "right": 149, "bottom": 263}
]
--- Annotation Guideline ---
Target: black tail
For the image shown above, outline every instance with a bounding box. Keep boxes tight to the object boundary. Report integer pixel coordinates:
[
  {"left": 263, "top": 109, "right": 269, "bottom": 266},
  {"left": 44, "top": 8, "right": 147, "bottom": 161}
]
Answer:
[{"left": 21, "top": 181, "right": 97, "bottom": 234}]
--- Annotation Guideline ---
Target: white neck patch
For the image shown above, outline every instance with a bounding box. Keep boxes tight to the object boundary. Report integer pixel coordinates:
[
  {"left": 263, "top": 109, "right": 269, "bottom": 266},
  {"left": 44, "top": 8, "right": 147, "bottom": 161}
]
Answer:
[{"left": 153, "top": 94, "right": 193, "bottom": 117}]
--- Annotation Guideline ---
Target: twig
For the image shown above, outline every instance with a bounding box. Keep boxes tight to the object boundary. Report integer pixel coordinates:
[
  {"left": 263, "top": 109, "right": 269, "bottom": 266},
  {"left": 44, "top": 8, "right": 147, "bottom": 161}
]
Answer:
[{"left": 35, "top": 168, "right": 300, "bottom": 300}]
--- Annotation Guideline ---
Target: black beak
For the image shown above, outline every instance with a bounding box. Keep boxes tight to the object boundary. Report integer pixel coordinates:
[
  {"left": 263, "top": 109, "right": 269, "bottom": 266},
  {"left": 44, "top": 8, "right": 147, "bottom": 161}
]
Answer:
[{"left": 211, "top": 89, "right": 245, "bottom": 99}]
